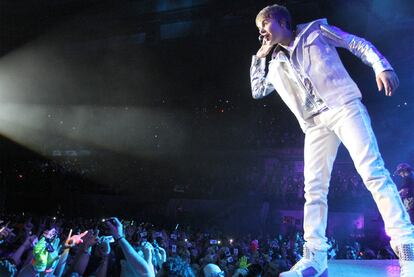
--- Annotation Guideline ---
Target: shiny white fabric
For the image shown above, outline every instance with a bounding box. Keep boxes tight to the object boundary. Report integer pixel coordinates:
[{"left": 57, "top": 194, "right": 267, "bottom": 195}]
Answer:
[
  {"left": 250, "top": 18, "right": 393, "bottom": 132},
  {"left": 303, "top": 99, "right": 414, "bottom": 251}
]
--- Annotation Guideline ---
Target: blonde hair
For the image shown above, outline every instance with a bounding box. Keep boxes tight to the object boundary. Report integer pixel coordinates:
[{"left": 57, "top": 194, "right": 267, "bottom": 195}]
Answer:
[{"left": 255, "top": 4, "right": 292, "bottom": 30}]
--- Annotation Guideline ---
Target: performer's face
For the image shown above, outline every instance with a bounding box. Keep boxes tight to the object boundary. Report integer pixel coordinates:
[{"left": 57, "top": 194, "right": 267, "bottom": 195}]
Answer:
[{"left": 257, "top": 17, "right": 291, "bottom": 46}]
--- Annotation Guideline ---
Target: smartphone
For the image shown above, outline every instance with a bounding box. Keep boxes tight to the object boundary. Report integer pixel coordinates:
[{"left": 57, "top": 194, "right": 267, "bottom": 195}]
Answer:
[{"left": 101, "top": 235, "right": 114, "bottom": 243}]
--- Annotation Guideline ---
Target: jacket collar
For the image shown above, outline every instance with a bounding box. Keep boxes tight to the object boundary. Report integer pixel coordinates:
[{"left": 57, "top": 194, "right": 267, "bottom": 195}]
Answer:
[{"left": 272, "top": 18, "right": 328, "bottom": 61}]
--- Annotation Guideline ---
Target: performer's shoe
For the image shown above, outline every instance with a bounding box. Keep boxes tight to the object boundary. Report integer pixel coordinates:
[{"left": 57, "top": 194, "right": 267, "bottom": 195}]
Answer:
[
  {"left": 279, "top": 246, "right": 328, "bottom": 277},
  {"left": 395, "top": 244, "right": 414, "bottom": 277}
]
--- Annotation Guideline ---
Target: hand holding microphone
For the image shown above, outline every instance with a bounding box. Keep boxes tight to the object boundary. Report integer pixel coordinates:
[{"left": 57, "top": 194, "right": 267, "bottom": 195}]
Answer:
[
  {"left": 256, "top": 34, "right": 274, "bottom": 59},
  {"left": 258, "top": 34, "right": 265, "bottom": 44}
]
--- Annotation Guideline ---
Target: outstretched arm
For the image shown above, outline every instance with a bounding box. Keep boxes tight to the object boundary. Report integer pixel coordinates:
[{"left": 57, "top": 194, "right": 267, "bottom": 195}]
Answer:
[
  {"left": 106, "top": 217, "right": 154, "bottom": 277},
  {"left": 320, "top": 24, "right": 399, "bottom": 96},
  {"left": 54, "top": 229, "right": 88, "bottom": 277}
]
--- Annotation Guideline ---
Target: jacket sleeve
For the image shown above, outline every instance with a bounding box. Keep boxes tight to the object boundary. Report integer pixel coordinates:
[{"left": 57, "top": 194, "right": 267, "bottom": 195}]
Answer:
[
  {"left": 250, "top": 55, "right": 275, "bottom": 99},
  {"left": 319, "top": 24, "right": 393, "bottom": 76}
]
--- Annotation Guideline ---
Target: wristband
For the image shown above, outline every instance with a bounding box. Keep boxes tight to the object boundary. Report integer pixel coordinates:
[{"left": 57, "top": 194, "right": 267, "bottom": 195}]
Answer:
[{"left": 114, "top": 236, "right": 125, "bottom": 243}]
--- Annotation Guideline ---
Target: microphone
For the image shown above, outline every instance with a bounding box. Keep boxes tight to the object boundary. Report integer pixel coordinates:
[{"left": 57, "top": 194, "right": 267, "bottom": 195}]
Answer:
[{"left": 258, "top": 35, "right": 264, "bottom": 44}]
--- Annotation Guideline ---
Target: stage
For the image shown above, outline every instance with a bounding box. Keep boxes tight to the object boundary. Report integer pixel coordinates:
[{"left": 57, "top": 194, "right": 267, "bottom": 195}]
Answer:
[{"left": 329, "top": 260, "right": 400, "bottom": 276}]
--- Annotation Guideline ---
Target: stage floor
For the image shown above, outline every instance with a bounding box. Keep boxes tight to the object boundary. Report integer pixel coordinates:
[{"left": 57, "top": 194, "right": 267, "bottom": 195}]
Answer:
[{"left": 329, "top": 260, "right": 400, "bottom": 276}]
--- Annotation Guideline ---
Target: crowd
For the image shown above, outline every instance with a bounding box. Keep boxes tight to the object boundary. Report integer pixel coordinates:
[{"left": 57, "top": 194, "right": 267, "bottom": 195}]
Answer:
[
  {"left": 3, "top": 155, "right": 373, "bottom": 214},
  {"left": 0, "top": 214, "right": 398, "bottom": 277},
  {"left": 176, "top": 160, "right": 370, "bottom": 211}
]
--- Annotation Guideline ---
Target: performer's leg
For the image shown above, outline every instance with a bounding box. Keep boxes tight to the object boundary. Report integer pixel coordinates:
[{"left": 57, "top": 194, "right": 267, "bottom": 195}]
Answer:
[
  {"left": 331, "top": 100, "right": 414, "bottom": 248},
  {"left": 330, "top": 99, "right": 414, "bottom": 276},
  {"left": 279, "top": 119, "right": 340, "bottom": 277},
  {"left": 303, "top": 121, "right": 341, "bottom": 252}
]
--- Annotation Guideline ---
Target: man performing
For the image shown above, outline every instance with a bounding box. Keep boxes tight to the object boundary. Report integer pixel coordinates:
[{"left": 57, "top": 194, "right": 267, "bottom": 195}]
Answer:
[
  {"left": 395, "top": 163, "right": 414, "bottom": 224},
  {"left": 250, "top": 4, "right": 414, "bottom": 277}
]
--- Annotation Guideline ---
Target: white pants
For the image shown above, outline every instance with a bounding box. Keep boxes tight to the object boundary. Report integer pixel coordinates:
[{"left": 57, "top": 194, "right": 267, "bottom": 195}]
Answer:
[{"left": 303, "top": 99, "right": 414, "bottom": 252}]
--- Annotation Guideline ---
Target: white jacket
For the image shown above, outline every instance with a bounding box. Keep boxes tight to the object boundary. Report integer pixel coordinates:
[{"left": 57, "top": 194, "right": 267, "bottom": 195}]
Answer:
[{"left": 250, "top": 18, "right": 393, "bottom": 132}]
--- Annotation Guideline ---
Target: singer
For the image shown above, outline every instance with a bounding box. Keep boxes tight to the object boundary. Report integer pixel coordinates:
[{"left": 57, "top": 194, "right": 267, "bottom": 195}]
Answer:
[{"left": 250, "top": 4, "right": 414, "bottom": 277}]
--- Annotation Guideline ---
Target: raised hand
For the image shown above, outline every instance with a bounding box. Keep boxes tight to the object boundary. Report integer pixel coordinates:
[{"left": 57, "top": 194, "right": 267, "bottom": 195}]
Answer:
[
  {"left": 0, "top": 222, "right": 14, "bottom": 241},
  {"left": 24, "top": 218, "right": 34, "bottom": 236},
  {"left": 154, "top": 246, "right": 167, "bottom": 266},
  {"left": 65, "top": 229, "right": 89, "bottom": 248},
  {"left": 96, "top": 236, "right": 112, "bottom": 257},
  {"left": 105, "top": 217, "right": 125, "bottom": 240},
  {"left": 0, "top": 227, "right": 12, "bottom": 239},
  {"left": 238, "top": 256, "right": 251, "bottom": 269},
  {"left": 141, "top": 241, "right": 154, "bottom": 264},
  {"left": 256, "top": 36, "right": 274, "bottom": 58},
  {"left": 23, "top": 235, "right": 38, "bottom": 250},
  {"left": 81, "top": 230, "right": 99, "bottom": 248}
]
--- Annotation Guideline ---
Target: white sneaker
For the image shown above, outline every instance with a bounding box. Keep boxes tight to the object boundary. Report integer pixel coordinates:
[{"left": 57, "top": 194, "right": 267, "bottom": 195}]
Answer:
[
  {"left": 395, "top": 244, "right": 414, "bottom": 277},
  {"left": 279, "top": 247, "right": 328, "bottom": 277}
]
